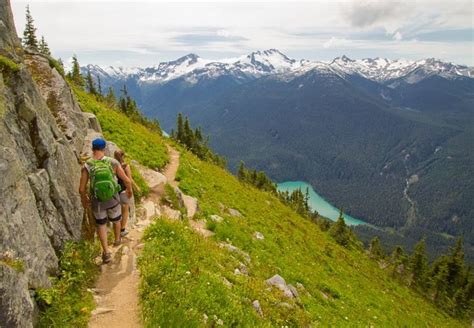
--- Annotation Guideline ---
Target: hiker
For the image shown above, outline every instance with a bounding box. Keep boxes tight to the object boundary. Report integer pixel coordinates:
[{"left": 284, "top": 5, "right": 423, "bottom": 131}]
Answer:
[
  {"left": 114, "top": 150, "right": 140, "bottom": 237},
  {"left": 79, "top": 138, "right": 132, "bottom": 263}
]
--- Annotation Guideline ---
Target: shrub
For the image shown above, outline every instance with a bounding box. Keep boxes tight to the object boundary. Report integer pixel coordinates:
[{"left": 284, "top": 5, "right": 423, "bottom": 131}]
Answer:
[{"left": 0, "top": 55, "right": 20, "bottom": 73}]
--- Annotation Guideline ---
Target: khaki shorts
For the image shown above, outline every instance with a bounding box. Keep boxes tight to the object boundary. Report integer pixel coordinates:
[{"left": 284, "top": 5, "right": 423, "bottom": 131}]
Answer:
[{"left": 92, "top": 194, "right": 122, "bottom": 225}]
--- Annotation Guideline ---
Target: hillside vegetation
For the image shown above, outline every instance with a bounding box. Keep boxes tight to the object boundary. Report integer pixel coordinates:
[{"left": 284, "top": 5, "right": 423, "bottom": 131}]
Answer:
[
  {"left": 138, "top": 148, "right": 467, "bottom": 326},
  {"left": 68, "top": 87, "right": 469, "bottom": 326}
]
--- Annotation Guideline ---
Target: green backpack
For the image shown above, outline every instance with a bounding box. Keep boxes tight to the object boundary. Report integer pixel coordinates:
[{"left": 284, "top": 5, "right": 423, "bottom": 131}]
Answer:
[{"left": 87, "top": 157, "right": 121, "bottom": 201}]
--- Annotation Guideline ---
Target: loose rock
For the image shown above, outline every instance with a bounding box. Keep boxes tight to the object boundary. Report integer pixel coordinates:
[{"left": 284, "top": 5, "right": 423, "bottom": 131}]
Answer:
[
  {"left": 92, "top": 307, "right": 114, "bottom": 316},
  {"left": 228, "top": 208, "right": 242, "bottom": 217},
  {"left": 252, "top": 300, "right": 264, "bottom": 317},
  {"left": 210, "top": 214, "right": 224, "bottom": 222},
  {"left": 254, "top": 231, "right": 264, "bottom": 240}
]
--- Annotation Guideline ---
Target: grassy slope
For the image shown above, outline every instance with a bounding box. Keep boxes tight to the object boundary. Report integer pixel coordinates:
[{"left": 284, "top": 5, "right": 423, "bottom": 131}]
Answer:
[
  {"left": 74, "top": 87, "right": 169, "bottom": 169},
  {"left": 73, "top": 90, "right": 466, "bottom": 327},
  {"left": 139, "top": 150, "right": 467, "bottom": 327}
]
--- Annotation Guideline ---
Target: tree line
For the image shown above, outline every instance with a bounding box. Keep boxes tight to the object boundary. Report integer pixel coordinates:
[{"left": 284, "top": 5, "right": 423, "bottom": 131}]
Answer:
[
  {"left": 368, "top": 236, "right": 473, "bottom": 317},
  {"left": 171, "top": 113, "right": 226, "bottom": 167}
]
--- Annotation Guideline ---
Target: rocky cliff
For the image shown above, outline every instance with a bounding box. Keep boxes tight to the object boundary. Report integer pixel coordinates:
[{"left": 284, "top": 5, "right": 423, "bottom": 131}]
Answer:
[{"left": 0, "top": 1, "right": 101, "bottom": 326}]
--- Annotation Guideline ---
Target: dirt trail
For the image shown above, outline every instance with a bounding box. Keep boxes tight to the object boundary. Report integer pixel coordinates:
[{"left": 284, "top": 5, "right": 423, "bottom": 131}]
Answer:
[
  {"left": 164, "top": 145, "right": 180, "bottom": 188},
  {"left": 88, "top": 147, "right": 180, "bottom": 328}
]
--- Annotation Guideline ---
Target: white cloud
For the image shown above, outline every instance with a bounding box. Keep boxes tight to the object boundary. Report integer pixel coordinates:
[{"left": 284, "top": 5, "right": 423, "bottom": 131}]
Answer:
[
  {"left": 393, "top": 31, "right": 403, "bottom": 41},
  {"left": 323, "top": 37, "right": 348, "bottom": 49},
  {"left": 9, "top": 0, "right": 474, "bottom": 66}
]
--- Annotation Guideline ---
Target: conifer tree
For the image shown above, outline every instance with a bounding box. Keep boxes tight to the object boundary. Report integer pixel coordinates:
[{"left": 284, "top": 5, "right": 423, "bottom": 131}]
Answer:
[
  {"left": 105, "top": 87, "right": 116, "bottom": 107},
  {"left": 410, "top": 239, "right": 428, "bottom": 289},
  {"left": 22, "top": 5, "right": 38, "bottom": 50},
  {"left": 304, "top": 188, "right": 310, "bottom": 213},
  {"left": 237, "top": 161, "right": 246, "bottom": 181},
  {"left": 447, "top": 238, "right": 465, "bottom": 291},
  {"left": 183, "top": 117, "right": 193, "bottom": 147},
  {"left": 176, "top": 113, "right": 184, "bottom": 142},
  {"left": 86, "top": 68, "right": 97, "bottom": 95},
  {"left": 119, "top": 85, "right": 128, "bottom": 113},
  {"left": 97, "top": 75, "right": 103, "bottom": 96},
  {"left": 70, "top": 55, "right": 85, "bottom": 87},
  {"left": 369, "top": 236, "right": 385, "bottom": 260},
  {"left": 451, "top": 288, "right": 467, "bottom": 316},
  {"left": 329, "top": 209, "right": 350, "bottom": 247},
  {"left": 38, "top": 36, "right": 51, "bottom": 56},
  {"left": 390, "top": 246, "right": 408, "bottom": 277},
  {"left": 430, "top": 255, "right": 449, "bottom": 303}
]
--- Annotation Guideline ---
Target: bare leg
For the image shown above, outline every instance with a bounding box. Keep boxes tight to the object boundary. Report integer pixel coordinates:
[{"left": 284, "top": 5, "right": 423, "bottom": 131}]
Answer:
[
  {"left": 121, "top": 204, "right": 129, "bottom": 230},
  {"left": 113, "top": 221, "right": 121, "bottom": 243},
  {"left": 97, "top": 224, "right": 109, "bottom": 254}
]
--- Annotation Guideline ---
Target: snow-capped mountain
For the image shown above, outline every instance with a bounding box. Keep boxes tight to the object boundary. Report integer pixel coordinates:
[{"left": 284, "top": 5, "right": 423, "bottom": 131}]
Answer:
[
  {"left": 85, "top": 49, "right": 473, "bottom": 87},
  {"left": 329, "top": 55, "right": 473, "bottom": 84}
]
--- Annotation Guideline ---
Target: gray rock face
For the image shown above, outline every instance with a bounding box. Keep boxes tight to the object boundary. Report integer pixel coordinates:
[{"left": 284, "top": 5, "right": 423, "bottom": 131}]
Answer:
[{"left": 0, "top": 2, "right": 99, "bottom": 325}]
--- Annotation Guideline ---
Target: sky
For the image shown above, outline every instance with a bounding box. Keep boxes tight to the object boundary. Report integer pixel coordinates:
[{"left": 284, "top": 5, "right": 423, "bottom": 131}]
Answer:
[{"left": 10, "top": 0, "right": 474, "bottom": 67}]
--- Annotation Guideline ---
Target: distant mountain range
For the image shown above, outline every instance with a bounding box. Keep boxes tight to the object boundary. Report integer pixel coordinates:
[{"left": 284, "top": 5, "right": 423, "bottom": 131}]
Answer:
[
  {"left": 87, "top": 48, "right": 473, "bottom": 86},
  {"left": 84, "top": 49, "right": 474, "bottom": 260}
]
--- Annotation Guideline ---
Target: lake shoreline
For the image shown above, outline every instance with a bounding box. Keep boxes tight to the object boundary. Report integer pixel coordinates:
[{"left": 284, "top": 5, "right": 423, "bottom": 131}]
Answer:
[{"left": 277, "top": 181, "right": 367, "bottom": 226}]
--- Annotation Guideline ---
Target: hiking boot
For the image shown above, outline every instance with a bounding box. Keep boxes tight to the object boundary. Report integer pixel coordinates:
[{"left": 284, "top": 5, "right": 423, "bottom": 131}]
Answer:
[
  {"left": 113, "top": 239, "right": 121, "bottom": 247},
  {"left": 120, "top": 229, "right": 129, "bottom": 237},
  {"left": 102, "top": 252, "right": 112, "bottom": 264}
]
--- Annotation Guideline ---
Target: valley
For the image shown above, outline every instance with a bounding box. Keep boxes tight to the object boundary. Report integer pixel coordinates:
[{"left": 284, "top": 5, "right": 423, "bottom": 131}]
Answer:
[{"left": 86, "top": 49, "right": 474, "bottom": 261}]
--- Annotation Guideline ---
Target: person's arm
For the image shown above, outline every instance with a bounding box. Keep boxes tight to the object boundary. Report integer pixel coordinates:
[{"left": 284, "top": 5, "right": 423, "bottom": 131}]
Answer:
[
  {"left": 79, "top": 167, "right": 90, "bottom": 208},
  {"left": 116, "top": 165, "right": 132, "bottom": 198},
  {"left": 125, "top": 164, "right": 141, "bottom": 193}
]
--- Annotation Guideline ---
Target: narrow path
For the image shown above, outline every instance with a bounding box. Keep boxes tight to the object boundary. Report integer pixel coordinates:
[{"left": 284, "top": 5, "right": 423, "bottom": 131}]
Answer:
[
  {"left": 164, "top": 145, "right": 180, "bottom": 188},
  {"left": 88, "top": 146, "right": 180, "bottom": 328}
]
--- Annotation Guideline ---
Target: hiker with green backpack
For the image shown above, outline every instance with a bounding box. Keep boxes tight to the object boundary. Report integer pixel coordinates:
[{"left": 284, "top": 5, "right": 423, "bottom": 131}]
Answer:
[{"left": 79, "top": 138, "right": 132, "bottom": 263}]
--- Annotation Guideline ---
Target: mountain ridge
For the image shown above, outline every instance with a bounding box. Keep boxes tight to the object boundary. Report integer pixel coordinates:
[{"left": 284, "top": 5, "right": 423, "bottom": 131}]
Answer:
[{"left": 84, "top": 49, "right": 474, "bottom": 86}]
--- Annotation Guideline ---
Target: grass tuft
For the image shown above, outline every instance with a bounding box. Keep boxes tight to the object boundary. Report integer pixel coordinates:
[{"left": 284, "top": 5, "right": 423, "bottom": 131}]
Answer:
[
  {"left": 0, "top": 55, "right": 20, "bottom": 73},
  {"left": 36, "top": 241, "right": 99, "bottom": 328}
]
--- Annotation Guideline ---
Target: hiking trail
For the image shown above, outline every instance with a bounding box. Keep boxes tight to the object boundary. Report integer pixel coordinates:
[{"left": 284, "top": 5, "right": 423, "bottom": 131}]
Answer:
[{"left": 88, "top": 146, "right": 181, "bottom": 328}]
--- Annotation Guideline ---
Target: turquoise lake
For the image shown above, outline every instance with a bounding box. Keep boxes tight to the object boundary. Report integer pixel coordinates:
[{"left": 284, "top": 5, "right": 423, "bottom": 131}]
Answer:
[{"left": 277, "top": 181, "right": 366, "bottom": 226}]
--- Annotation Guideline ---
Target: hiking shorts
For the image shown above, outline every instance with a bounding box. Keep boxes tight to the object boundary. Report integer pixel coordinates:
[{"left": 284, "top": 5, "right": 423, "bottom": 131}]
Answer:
[
  {"left": 91, "top": 195, "right": 122, "bottom": 225},
  {"left": 119, "top": 191, "right": 131, "bottom": 205}
]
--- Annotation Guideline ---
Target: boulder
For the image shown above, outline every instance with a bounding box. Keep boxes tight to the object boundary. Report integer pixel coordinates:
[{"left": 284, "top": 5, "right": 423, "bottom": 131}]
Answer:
[
  {"left": 136, "top": 164, "right": 167, "bottom": 189},
  {"left": 142, "top": 200, "right": 157, "bottom": 220},
  {"left": 254, "top": 231, "right": 264, "bottom": 240},
  {"left": 210, "top": 214, "right": 224, "bottom": 223},
  {"left": 182, "top": 194, "right": 199, "bottom": 219},
  {"left": 265, "top": 274, "right": 297, "bottom": 299},
  {"left": 189, "top": 219, "right": 214, "bottom": 238},
  {"left": 266, "top": 274, "right": 286, "bottom": 287},
  {"left": 228, "top": 208, "right": 242, "bottom": 217},
  {"left": 83, "top": 112, "right": 102, "bottom": 133},
  {"left": 162, "top": 206, "right": 181, "bottom": 220},
  {"left": 252, "top": 300, "right": 264, "bottom": 317},
  {"left": 288, "top": 284, "right": 299, "bottom": 298}
]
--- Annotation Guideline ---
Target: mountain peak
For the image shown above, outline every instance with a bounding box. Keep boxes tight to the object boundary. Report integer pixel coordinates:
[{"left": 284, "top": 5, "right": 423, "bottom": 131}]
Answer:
[{"left": 173, "top": 53, "right": 200, "bottom": 65}]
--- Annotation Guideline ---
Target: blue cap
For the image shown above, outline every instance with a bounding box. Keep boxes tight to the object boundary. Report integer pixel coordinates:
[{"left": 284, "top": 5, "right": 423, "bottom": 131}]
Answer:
[{"left": 92, "top": 138, "right": 106, "bottom": 150}]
